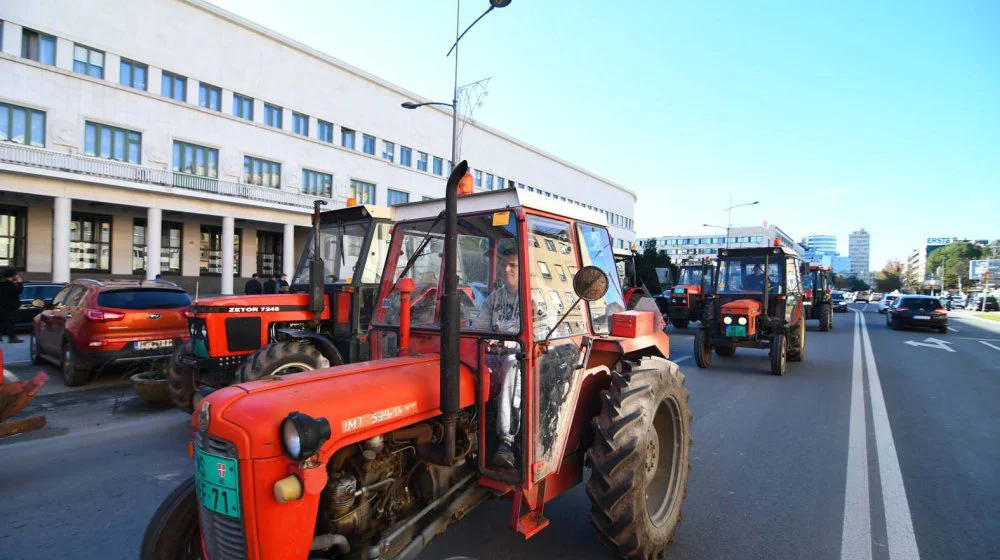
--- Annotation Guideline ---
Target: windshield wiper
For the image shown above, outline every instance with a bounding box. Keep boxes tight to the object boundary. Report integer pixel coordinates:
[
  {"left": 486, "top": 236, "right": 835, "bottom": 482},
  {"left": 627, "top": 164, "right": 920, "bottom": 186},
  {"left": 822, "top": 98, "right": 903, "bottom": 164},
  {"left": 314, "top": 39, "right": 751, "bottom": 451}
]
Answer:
[{"left": 396, "top": 211, "right": 445, "bottom": 282}]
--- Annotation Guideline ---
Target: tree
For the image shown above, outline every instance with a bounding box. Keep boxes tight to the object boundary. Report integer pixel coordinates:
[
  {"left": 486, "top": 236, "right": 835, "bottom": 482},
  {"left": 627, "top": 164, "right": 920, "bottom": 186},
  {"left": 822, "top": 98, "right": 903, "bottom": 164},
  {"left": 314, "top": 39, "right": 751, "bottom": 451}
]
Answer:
[
  {"left": 845, "top": 275, "right": 870, "bottom": 292},
  {"left": 634, "top": 242, "right": 676, "bottom": 295},
  {"left": 926, "top": 242, "right": 987, "bottom": 290},
  {"left": 832, "top": 274, "right": 852, "bottom": 290},
  {"left": 874, "top": 260, "right": 904, "bottom": 293}
]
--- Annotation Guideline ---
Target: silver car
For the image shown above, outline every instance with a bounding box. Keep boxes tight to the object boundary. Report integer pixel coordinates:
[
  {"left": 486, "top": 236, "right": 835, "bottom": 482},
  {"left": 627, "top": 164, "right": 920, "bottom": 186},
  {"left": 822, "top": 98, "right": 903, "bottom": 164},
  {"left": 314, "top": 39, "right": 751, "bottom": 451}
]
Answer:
[{"left": 878, "top": 295, "right": 898, "bottom": 314}]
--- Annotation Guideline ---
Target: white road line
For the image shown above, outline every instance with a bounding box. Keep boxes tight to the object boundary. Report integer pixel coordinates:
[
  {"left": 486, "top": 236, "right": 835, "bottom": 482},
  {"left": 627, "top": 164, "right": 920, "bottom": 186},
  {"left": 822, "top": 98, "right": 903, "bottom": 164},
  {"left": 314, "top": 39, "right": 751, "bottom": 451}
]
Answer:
[
  {"left": 979, "top": 341, "right": 1000, "bottom": 352},
  {"left": 947, "top": 326, "right": 958, "bottom": 333},
  {"left": 672, "top": 355, "right": 691, "bottom": 364},
  {"left": 841, "top": 311, "right": 872, "bottom": 560},
  {"left": 859, "top": 311, "right": 921, "bottom": 560}
]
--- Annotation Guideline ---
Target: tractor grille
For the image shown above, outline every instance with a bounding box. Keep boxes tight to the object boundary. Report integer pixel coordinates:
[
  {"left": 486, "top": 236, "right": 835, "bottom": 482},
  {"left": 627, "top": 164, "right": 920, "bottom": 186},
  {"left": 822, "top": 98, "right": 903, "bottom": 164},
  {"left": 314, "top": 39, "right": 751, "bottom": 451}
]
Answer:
[{"left": 196, "top": 435, "right": 247, "bottom": 560}]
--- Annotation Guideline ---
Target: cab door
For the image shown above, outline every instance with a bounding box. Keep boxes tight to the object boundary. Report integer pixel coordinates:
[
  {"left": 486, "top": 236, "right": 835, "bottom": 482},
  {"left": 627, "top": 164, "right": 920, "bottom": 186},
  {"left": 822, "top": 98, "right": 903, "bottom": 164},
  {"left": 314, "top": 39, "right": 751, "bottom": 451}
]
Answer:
[{"left": 785, "top": 260, "right": 802, "bottom": 323}]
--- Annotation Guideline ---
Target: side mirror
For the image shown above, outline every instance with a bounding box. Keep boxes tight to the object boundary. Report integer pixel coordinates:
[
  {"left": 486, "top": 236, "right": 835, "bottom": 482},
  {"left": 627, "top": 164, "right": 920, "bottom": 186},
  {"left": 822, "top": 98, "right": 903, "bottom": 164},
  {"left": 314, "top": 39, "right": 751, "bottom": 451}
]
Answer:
[{"left": 573, "top": 265, "right": 609, "bottom": 302}]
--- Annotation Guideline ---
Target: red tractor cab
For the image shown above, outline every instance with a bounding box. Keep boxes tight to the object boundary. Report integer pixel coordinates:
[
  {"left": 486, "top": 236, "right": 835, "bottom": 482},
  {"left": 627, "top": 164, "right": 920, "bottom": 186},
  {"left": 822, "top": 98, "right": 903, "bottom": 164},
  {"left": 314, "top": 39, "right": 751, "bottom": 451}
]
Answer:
[
  {"left": 666, "top": 258, "right": 714, "bottom": 329},
  {"left": 802, "top": 265, "right": 834, "bottom": 331},
  {"left": 613, "top": 246, "right": 649, "bottom": 309},
  {"left": 143, "top": 163, "right": 692, "bottom": 560}
]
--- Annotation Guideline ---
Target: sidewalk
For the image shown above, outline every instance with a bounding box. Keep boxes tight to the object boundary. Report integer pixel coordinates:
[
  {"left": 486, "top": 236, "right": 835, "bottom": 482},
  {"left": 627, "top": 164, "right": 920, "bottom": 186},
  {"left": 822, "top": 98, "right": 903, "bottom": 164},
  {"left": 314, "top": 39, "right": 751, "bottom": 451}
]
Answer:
[{"left": 948, "top": 309, "right": 1000, "bottom": 335}]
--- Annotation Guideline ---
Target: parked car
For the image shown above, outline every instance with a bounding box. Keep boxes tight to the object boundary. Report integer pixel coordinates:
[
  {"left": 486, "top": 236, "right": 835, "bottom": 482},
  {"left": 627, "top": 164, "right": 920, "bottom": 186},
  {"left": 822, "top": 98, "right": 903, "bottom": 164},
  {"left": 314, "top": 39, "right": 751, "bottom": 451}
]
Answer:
[
  {"left": 31, "top": 280, "right": 191, "bottom": 386},
  {"left": 886, "top": 295, "right": 948, "bottom": 333},
  {"left": 832, "top": 291, "right": 849, "bottom": 312},
  {"left": 878, "top": 294, "right": 898, "bottom": 314},
  {"left": 969, "top": 295, "right": 999, "bottom": 312},
  {"left": 16, "top": 282, "right": 65, "bottom": 329}
]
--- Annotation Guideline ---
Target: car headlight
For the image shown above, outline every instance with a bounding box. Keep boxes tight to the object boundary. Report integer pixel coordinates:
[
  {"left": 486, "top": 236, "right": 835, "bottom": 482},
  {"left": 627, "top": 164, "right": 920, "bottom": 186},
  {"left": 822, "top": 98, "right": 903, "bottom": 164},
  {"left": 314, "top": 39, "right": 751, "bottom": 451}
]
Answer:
[
  {"left": 723, "top": 316, "right": 733, "bottom": 325},
  {"left": 281, "top": 411, "right": 331, "bottom": 461},
  {"left": 738, "top": 316, "right": 748, "bottom": 326},
  {"left": 200, "top": 325, "right": 208, "bottom": 338}
]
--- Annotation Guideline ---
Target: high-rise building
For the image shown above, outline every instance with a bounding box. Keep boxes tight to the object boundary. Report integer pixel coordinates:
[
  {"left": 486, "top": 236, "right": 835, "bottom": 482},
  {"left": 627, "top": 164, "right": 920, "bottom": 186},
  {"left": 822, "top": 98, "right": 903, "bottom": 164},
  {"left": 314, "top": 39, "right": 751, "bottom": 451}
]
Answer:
[
  {"left": 802, "top": 234, "right": 838, "bottom": 256},
  {"left": 849, "top": 229, "right": 871, "bottom": 283}
]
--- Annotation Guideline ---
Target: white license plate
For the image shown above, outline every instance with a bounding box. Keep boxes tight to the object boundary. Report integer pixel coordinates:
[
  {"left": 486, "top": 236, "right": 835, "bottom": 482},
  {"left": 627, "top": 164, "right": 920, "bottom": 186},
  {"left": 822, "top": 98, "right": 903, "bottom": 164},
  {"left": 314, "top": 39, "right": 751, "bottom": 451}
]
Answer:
[
  {"left": 135, "top": 339, "right": 173, "bottom": 350},
  {"left": 913, "top": 315, "right": 931, "bottom": 320}
]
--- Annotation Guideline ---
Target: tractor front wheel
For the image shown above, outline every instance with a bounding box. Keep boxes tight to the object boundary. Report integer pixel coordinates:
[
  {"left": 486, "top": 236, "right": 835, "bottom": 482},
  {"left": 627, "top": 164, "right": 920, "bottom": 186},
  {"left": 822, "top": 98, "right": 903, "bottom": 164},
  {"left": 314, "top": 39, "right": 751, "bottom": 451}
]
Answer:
[
  {"left": 140, "top": 476, "right": 200, "bottom": 560},
  {"left": 770, "top": 334, "right": 787, "bottom": 376},
  {"left": 788, "top": 320, "right": 805, "bottom": 363},
  {"left": 820, "top": 304, "right": 832, "bottom": 332},
  {"left": 587, "top": 357, "right": 691, "bottom": 560},
  {"left": 693, "top": 329, "right": 712, "bottom": 368},
  {"left": 235, "top": 340, "right": 330, "bottom": 383},
  {"left": 671, "top": 318, "right": 689, "bottom": 329},
  {"left": 167, "top": 340, "right": 196, "bottom": 413}
]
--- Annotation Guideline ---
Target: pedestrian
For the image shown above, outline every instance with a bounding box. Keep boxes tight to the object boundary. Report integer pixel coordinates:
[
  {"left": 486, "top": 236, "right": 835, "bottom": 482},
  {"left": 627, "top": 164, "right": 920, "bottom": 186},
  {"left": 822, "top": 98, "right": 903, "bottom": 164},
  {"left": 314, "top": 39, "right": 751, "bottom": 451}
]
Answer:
[
  {"left": 154, "top": 273, "right": 163, "bottom": 282},
  {"left": 245, "top": 273, "right": 263, "bottom": 295},
  {"left": 262, "top": 274, "right": 277, "bottom": 295},
  {"left": 0, "top": 268, "right": 25, "bottom": 343},
  {"left": 278, "top": 273, "right": 290, "bottom": 293}
]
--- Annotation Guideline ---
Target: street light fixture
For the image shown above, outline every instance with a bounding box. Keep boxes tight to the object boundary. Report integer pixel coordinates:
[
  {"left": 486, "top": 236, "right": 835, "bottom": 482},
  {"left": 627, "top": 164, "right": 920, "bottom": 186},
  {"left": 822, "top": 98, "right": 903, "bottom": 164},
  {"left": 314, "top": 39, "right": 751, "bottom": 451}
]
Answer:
[{"left": 723, "top": 197, "right": 759, "bottom": 249}]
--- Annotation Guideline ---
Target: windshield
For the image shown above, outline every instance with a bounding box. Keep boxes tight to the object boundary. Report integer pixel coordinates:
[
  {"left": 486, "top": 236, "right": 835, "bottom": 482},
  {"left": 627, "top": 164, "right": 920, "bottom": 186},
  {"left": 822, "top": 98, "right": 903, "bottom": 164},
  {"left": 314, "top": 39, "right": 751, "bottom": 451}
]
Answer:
[
  {"left": 578, "top": 223, "right": 626, "bottom": 334},
  {"left": 678, "top": 267, "right": 703, "bottom": 286},
  {"left": 374, "top": 211, "right": 520, "bottom": 333},
  {"left": 717, "top": 257, "right": 783, "bottom": 294},
  {"left": 803, "top": 273, "right": 814, "bottom": 290},
  {"left": 293, "top": 220, "right": 379, "bottom": 285}
]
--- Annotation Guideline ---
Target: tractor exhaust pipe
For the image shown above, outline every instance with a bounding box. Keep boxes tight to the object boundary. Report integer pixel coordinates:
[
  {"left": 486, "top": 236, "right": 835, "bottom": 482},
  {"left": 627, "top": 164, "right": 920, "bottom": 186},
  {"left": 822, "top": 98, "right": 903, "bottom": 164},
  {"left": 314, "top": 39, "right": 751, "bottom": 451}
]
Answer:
[
  {"left": 309, "top": 199, "right": 327, "bottom": 327},
  {"left": 438, "top": 161, "right": 468, "bottom": 466}
]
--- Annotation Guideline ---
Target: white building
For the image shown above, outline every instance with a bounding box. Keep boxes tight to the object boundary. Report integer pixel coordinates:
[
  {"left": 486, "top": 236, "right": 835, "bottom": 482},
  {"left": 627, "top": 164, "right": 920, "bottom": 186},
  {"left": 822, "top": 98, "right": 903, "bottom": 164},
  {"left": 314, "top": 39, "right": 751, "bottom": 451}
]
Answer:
[
  {"left": 848, "top": 228, "right": 871, "bottom": 284},
  {"left": 0, "top": 0, "right": 636, "bottom": 294},
  {"left": 639, "top": 224, "right": 804, "bottom": 261}
]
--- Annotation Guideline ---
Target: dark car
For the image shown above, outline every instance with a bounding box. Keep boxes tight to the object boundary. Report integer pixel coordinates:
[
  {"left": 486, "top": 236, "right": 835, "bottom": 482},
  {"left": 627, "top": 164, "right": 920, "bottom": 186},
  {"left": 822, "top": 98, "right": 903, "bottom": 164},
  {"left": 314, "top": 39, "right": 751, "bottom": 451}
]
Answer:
[
  {"left": 886, "top": 295, "right": 947, "bottom": 333},
  {"left": 831, "top": 291, "right": 849, "bottom": 312},
  {"left": 17, "top": 283, "right": 65, "bottom": 329},
  {"left": 969, "top": 295, "right": 999, "bottom": 312},
  {"left": 31, "top": 280, "right": 191, "bottom": 386}
]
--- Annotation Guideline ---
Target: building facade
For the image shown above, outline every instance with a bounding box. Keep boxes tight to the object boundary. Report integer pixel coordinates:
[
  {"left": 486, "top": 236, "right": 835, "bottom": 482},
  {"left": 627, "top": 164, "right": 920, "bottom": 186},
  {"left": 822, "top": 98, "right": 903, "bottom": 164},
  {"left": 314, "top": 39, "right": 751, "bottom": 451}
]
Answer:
[
  {"left": 0, "top": 0, "right": 636, "bottom": 294},
  {"left": 639, "top": 224, "right": 804, "bottom": 261},
  {"left": 848, "top": 228, "right": 871, "bottom": 284}
]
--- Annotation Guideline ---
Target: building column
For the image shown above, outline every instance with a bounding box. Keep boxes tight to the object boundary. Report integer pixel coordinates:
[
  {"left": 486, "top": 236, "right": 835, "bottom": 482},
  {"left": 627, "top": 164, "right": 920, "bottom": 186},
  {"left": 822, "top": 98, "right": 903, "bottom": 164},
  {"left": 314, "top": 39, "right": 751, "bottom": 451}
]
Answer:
[
  {"left": 283, "top": 224, "right": 296, "bottom": 280},
  {"left": 52, "top": 197, "right": 72, "bottom": 283},
  {"left": 221, "top": 217, "right": 235, "bottom": 295},
  {"left": 146, "top": 208, "right": 162, "bottom": 280}
]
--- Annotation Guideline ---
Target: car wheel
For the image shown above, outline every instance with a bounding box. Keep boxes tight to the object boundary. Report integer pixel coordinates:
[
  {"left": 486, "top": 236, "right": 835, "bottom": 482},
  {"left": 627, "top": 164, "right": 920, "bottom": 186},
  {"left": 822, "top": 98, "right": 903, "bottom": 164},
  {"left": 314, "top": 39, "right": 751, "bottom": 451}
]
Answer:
[{"left": 61, "top": 341, "right": 91, "bottom": 387}]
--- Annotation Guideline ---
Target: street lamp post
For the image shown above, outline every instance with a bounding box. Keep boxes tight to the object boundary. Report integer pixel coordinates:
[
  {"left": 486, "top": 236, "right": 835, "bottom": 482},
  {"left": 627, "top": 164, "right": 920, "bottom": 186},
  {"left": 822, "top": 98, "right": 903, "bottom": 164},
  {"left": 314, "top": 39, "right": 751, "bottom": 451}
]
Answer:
[{"left": 723, "top": 195, "right": 759, "bottom": 249}]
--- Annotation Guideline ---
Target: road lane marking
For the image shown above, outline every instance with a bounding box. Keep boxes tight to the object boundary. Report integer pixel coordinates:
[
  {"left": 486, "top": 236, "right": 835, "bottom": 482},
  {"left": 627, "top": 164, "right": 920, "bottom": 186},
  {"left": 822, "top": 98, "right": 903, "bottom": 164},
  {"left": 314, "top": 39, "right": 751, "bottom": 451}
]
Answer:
[
  {"left": 672, "top": 355, "right": 691, "bottom": 364},
  {"left": 859, "top": 311, "right": 921, "bottom": 560},
  {"left": 903, "top": 337, "right": 955, "bottom": 352},
  {"left": 979, "top": 341, "right": 1000, "bottom": 352},
  {"left": 841, "top": 311, "right": 872, "bottom": 560},
  {"left": 947, "top": 326, "right": 958, "bottom": 332}
]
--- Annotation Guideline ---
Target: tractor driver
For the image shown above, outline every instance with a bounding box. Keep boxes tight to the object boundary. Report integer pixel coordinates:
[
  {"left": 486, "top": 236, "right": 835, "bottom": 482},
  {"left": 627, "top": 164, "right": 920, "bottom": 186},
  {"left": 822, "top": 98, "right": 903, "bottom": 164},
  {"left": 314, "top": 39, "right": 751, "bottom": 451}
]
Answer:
[
  {"left": 746, "top": 264, "right": 766, "bottom": 292},
  {"left": 474, "top": 247, "right": 521, "bottom": 469}
]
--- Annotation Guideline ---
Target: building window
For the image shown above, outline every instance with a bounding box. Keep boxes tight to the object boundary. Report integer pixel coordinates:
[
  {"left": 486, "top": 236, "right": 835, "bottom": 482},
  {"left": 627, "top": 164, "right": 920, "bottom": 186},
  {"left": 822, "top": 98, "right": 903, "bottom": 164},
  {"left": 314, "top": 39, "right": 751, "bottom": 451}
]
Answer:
[
  {"left": 387, "top": 189, "right": 409, "bottom": 206},
  {"left": 536, "top": 261, "right": 552, "bottom": 280},
  {"left": 244, "top": 156, "right": 281, "bottom": 188},
  {"left": 72, "top": 44, "right": 104, "bottom": 78},
  {"left": 361, "top": 134, "right": 375, "bottom": 155},
  {"left": 256, "top": 231, "right": 283, "bottom": 277},
  {"left": 382, "top": 141, "right": 394, "bottom": 162},
  {"left": 172, "top": 141, "right": 218, "bottom": 178},
  {"left": 336, "top": 127, "right": 354, "bottom": 149},
  {"left": 544, "top": 239, "right": 556, "bottom": 252},
  {"left": 233, "top": 93, "right": 254, "bottom": 120},
  {"left": 70, "top": 213, "right": 112, "bottom": 272},
  {"left": 417, "top": 152, "right": 428, "bottom": 172},
  {"left": 132, "top": 219, "right": 182, "bottom": 275},
  {"left": 432, "top": 157, "right": 443, "bottom": 176},
  {"left": 474, "top": 170, "right": 482, "bottom": 188},
  {"left": 264, "top": 103, "right": 283, "bottom": 128},
  {"left": 200, "top": 225, "right": 241, "bottom": 276},
  {"left": 399, "top": 146, "right": 412, "bottom": 167},
  {"left": 0, "top": 102, "right": 46, "bottom": 147},
  {"left": 497, "top": 176, "right": 505, "bottom": 189},
  {"left": 161, "top": 71, "right": 187, "bottom": 101},
  {"left": 317, "top": 120, "right": 333, "bottom": 143},
  {"left": 198, "top": 83, "right": 222, "bottom": 111},
  {"left": 554, "top": 264, "right": 567, "bottom": 281},
  {"left": 119, "top": 59, "right": 147, "bottom": 90},
  {"left": 350, "top": 179, "right": 376, "bottom": 205},
  {"left": 0, "top": 205, "right": 27, "bottom": 270},
  {"left": 84, "top": 121, "right": 141, "bottom": 164},
  {"left": 21, "top": 29, "right": 56, "bottom": 66},
  {"left": 486, "top": 174, "right": 494, "bottom": 190},
  {"left": 302, "top": 169, "right": 333, "bottom": 198},
  {"left": 293, "top": 112, "right": 308, "bottom": 136}
]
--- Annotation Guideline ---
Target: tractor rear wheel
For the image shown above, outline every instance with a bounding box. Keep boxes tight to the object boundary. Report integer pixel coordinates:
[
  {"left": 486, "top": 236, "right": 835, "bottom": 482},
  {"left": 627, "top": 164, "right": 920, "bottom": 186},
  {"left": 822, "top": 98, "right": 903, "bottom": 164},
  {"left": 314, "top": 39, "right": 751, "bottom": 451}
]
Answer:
[
  {"left": 714, "top": 344, "right": 736, "bottom": 357},
  {"left": 167, "top": 340, "right": 196, "bottom": 413},
  {"left": 140, "top": 476, "right": 200, "bottom": 560},
  {"left": 788, "top": 320, "right": 805, "bottom": 362},
  {"left": 235, "top": 340, "right": 330, "bottom": 383},
  {"left": 587, "top": 357, "right": 691, "bottom": 560},
  {"left": 770, "top": 334, "right": 787, "bottom": 376},
  {"left": 671, "top": 318, "right": 689, "bottom": 329},
  {"left": 693, "top": 329, "right": 712, "bottom": 368},
  {"left": 820, "top": 304, "right": 832, "bottom": 332}
]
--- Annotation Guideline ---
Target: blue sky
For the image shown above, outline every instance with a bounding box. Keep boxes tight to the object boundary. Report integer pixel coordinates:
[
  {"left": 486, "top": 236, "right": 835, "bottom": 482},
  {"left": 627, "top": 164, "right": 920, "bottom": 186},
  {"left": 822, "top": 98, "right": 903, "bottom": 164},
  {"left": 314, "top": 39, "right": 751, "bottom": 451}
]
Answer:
[{"left": 210, "top": 0, "right": 998, "bottom": 268}]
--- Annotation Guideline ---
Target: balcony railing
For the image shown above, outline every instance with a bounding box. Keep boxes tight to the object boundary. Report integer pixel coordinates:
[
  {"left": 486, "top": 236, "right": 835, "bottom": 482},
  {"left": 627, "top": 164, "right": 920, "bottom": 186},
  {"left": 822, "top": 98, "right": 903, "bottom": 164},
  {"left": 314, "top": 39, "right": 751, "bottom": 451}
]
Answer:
[{"left": 0, "top": 142, "right": 319, "bottom": 210}]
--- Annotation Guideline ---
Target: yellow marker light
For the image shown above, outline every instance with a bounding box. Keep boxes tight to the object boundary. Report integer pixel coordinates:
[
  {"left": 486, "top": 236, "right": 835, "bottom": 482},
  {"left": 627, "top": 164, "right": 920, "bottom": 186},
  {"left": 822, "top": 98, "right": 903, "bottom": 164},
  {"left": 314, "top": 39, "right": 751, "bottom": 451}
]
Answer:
[
  {"left": 458, "top": 173, "right": 474, "bottom": 195},
  {"left": 274, "top": 474, "right": 303, "bottom": 504},
  {"left": 346, "top": 197, "right": 358, "bottom": 207}
]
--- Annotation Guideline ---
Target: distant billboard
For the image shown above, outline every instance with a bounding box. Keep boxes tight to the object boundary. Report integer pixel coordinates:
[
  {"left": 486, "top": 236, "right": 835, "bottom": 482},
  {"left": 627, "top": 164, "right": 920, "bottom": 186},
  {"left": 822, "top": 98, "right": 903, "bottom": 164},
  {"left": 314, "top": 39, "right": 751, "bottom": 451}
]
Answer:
[
  {"left": 969, "top": 259, "right": 1000, "bottom": 281},
  {"left": 926, "top": 237, "right": 954, "bottom": 246}
]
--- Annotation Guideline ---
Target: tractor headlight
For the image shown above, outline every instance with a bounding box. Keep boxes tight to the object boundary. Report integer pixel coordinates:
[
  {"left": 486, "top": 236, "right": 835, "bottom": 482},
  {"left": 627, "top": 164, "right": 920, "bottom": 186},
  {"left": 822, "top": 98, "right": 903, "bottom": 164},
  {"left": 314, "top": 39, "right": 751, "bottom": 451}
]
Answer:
[
  {"left": 281, "top": 411, "right": 331, "bottom": 461},
  {"left": 723, "top": 316, "right": 733, "bottom": 325},
  {"left": 200, "top": 325, "right": 208, "bottom": 338},
  {"left": 738, "top": 317, "right": 748, "bottom": 326}
]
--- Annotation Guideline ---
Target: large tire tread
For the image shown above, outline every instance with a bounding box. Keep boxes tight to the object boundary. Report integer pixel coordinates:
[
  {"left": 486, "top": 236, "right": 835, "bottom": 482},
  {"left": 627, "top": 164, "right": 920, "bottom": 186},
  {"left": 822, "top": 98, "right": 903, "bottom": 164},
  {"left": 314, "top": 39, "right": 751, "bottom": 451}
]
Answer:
[
  {"left": 167, "top": 340, "right": 196, "bottom": 413},
  {"left": 693, "top": 329, "right": 712, "bottom": 368},
  {"left": 140, "top": 476, "right": 200, "bottom": 560},
  {"left": 234, "top": 340, "right": 330, "bottom": 383},
  {"left": 819, "top": 304, "right": 831, "bottom": 332}
]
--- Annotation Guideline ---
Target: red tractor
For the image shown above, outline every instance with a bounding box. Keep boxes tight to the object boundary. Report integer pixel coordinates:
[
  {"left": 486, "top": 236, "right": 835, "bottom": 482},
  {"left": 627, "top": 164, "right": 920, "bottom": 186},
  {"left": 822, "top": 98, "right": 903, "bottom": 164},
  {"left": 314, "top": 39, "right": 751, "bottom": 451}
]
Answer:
[
  {"left": 665, "top": 258, "right": 714, "bottom": 329},
  {"left": 143, "top": 163, "right": 692, "bottom": 560},
  {"left": 802, "top": 265, "right": 834, "bottom": 331},
  {"left": 613, "top": 246, "right": 649, "bottom": 309},
  {"left": 166, "top": 203, "right": 393, "bottom": 412}
]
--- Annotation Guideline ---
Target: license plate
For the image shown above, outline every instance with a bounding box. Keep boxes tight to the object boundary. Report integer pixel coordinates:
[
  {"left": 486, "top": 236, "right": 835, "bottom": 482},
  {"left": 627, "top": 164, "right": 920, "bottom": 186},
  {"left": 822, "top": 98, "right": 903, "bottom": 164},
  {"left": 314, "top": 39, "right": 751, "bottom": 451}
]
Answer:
[
  {"left": 914, "top": 315, "right": 931, "bottom": 320},
  {"left": 195, "top": 448, "right": 241, "bottom": 519},
  {"left": 725, "top": 325, "right": 747, "bottom": 337},
  {"left": 135, "top": 339, "right": 173, "bottom": 350}
]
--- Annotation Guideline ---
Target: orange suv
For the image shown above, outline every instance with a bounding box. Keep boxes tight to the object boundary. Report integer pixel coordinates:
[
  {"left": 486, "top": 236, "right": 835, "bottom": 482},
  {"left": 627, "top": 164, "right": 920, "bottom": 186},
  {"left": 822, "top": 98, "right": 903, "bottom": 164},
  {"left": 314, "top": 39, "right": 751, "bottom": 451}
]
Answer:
[{"left": 30, "top": 280, "right": 191, "bottom": 386}]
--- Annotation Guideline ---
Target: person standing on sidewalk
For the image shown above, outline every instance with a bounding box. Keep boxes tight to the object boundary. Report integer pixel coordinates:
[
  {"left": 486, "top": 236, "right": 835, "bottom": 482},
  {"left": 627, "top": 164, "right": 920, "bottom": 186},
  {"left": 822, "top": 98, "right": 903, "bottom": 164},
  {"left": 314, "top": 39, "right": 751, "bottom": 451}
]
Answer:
[{"left": 1, "top": 268, "right": 24, "bottom": 343}]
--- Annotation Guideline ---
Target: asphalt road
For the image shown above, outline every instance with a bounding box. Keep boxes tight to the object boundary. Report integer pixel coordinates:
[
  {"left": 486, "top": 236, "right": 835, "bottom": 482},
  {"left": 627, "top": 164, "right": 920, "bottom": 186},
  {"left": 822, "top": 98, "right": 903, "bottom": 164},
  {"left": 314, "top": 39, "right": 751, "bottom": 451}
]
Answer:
[{"left": 1, "top": 304, "right": 997, "bottom": 559}]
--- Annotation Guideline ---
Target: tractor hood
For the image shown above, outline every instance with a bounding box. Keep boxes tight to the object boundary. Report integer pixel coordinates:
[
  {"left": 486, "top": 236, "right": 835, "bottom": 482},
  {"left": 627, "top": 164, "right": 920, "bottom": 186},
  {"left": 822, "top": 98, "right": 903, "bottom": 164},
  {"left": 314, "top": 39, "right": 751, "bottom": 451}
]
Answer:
[
  {"left": 201, "top": 354, "right": 477, "bottom": 459},
  {"left": 721, "top": 299, "right": 762, "bottom": 315},
  {"left": 190, "top": 293, "right": 312, "bottom": 314}
]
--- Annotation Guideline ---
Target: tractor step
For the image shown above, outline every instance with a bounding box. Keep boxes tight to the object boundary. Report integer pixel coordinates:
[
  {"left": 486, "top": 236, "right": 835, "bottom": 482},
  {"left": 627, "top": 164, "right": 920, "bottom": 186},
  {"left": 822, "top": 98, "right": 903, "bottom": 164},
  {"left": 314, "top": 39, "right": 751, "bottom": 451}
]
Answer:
[{"left": 515, "top": 511, "right": 550, "bottom": 539}]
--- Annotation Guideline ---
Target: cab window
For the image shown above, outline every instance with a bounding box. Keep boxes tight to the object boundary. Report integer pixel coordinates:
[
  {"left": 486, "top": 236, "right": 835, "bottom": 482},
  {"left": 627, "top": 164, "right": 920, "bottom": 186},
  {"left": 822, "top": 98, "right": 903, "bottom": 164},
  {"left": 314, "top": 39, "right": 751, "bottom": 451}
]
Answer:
[
  {"left": 528, "top": 216, "right": 585, "bottom": 340},
  {"left": 577, "top": 223, "right": 626, "bottom": 335}
]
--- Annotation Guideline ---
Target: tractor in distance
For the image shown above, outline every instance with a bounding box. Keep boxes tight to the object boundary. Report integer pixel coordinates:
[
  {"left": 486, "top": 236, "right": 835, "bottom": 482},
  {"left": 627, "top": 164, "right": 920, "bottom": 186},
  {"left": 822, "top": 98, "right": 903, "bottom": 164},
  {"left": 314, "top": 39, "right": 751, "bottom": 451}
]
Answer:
[
  {"left": 166, "top": 201, "right": 393, "bottom": 412},
  {"left": 613, "top": 245, "right": 650, "bottom": 309},
  {"left": 693, "top": 241, "right": 806, "bottom": 376},
  {"left": 142, "top": 162, "right": 693, "bottom": 560},
  {"left": 802, "top": 265, "right": 834, "bottom": 331},
  {"left": 665, "top": 258, "right": 714, "bottom": 329}
]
